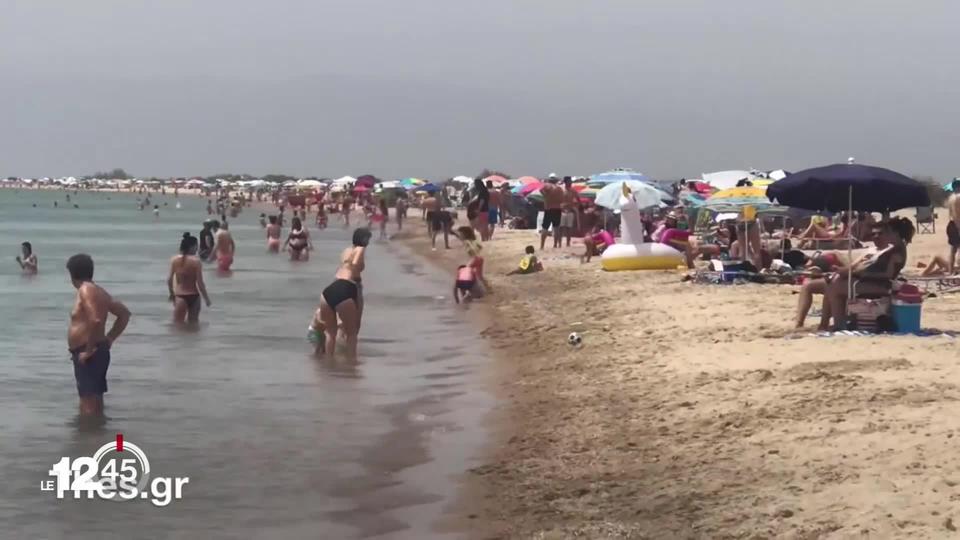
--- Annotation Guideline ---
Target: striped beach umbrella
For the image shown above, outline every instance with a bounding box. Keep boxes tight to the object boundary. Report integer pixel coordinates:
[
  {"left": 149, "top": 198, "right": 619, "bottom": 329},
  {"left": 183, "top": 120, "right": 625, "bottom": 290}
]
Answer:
[{"left": 704, "top": 186, "right": 776, "bottom": 211}]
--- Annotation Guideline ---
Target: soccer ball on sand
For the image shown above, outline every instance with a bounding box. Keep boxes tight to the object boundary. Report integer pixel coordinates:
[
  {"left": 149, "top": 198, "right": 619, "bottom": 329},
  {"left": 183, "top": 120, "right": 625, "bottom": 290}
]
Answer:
[{"left": 567, "top": 332, "right": 583, "bottom": 346}]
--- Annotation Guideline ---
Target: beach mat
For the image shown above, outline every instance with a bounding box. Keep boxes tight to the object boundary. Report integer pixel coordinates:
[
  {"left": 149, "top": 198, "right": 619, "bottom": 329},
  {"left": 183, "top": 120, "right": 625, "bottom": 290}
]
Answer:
[{"left": 787, "top": 329, "right": 957, "bottom": 339}]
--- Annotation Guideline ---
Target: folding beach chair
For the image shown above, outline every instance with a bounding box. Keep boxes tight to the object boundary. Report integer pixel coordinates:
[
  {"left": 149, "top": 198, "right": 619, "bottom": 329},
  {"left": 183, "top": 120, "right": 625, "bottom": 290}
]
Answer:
[{"left": 915, "top": 206, "right": 937, "bottom": 234}]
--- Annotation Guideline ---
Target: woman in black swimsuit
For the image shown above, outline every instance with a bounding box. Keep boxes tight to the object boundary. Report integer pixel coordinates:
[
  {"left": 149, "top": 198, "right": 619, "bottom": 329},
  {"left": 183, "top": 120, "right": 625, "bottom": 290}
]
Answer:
[
  {"left": 167, "top": 233, "right": 212, "bottom": 325},
  {"left": 821, "top": 217, "right": 914, "bottom": 330},
  {"left": 284, "top": 217, "right": 312, "bottom": 261},
  {"left": 317, "top": 228, "right": 371, "bottom": 360}
]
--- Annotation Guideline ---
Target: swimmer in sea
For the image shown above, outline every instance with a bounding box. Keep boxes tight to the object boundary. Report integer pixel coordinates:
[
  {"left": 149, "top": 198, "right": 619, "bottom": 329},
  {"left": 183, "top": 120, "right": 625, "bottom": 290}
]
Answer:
[
  {"left": 307, "top": 308, "right": 326, "bottom": 356},
  {"left": 266, "top": 215, "right": 282, "bottom": 253},
  {"left": 167, "top": 233, "right": 212, "bottom": 325},
  {"left": 199, "top": 220, "right": 216, "bottom": 262},
  {"left": 317, "top": 228, "right": 371, "bottom": 360},
  {"left": 284, "top": 217, "right": 312, "bottom": 261},
  {"left": 214, "top": 222, "right": 235, "bottom": 271},
  {"left": 369, "top": 198, "right": 388, "bottom": 240},
  {"left": 16, "top": 241, "right": 38, "bottom": 274},
  {"left": 66, "top": 253, "right": 131, "bottom": 417},
  {"left": 259, "top": 213, "right": 267, "bottom": 228},
  {"left": 153, "top": 205, "right": 160, "bottom": 220}
]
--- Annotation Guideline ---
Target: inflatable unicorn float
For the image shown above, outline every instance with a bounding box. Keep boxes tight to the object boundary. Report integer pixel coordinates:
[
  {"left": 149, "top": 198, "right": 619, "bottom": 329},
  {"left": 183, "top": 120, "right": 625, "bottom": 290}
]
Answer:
[{"left": 600, "top": 183, "right": 685, "bottom": 271}]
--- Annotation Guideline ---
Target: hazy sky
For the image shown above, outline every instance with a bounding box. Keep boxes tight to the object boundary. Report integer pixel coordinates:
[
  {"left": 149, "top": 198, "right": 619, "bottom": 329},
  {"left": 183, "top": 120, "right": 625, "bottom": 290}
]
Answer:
[{"left": 3, "top": 0, "right": 958, "bottom": 180}]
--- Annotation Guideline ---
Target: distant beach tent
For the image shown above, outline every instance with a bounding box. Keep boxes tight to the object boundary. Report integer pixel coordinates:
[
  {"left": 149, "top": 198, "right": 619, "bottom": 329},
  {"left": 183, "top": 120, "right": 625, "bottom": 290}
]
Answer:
[
  {"left": 296, "top": 179, "right": 324, "bottom": 188},
  {"left": 376, "top": 181, "right": 402, "bottom": 190},
  {"left": 451, "top": 176, "right": 473, "bottom": 185},
  {"left": 701, "top": 170, "right": 755, "bottom": 190},
  {"left": 332, "top": 176, "right": 356, "bottom": 185}
]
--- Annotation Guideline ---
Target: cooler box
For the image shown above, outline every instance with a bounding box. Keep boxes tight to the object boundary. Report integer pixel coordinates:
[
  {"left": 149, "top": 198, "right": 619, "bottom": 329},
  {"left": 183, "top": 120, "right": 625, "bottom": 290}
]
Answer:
[{"left": 891, "top": 303, "right": 922, "bottom": 333}]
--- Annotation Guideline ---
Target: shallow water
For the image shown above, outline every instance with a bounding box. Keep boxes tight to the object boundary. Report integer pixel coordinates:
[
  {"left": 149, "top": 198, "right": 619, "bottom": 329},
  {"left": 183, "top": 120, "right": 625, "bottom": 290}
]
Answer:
[{"left": 0, "top": 189, "right": 491, "bottom": 539}]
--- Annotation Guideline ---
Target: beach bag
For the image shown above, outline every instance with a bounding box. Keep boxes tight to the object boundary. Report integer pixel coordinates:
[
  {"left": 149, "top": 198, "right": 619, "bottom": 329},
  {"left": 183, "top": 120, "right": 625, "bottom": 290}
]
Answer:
[{"left": 847, "top": 297, "right": 892, "bottom": 332}]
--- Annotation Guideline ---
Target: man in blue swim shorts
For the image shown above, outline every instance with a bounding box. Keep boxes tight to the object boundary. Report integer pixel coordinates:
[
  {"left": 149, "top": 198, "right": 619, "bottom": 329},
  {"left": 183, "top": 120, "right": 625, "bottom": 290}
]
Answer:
[{"left": 66, "top": 254, "right": 131, "bottom": 417}]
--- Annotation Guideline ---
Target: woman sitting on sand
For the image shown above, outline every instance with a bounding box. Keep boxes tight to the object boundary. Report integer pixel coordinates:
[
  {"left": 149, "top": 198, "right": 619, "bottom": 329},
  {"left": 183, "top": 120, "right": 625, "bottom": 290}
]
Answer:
[
  {"left": 284, "top": 217, "right": 312, "bottom": 261},
  {"left": 167, "top": 233, "right": 212, "bottom": 325},
  {"left": 916, "top": 255, "right": 956, "bottom": 277},
  {"left": 316, "top": 228, "right": 370, "bottom": 360}
]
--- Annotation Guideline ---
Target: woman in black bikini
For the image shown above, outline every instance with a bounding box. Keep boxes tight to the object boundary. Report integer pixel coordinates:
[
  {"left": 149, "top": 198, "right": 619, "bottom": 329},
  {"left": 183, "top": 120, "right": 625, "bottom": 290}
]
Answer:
[
  {"left": 167, "top": 233, "right": 212, "bottom": 325},
  {"left": 283, "top": 216, "right": 312, "bottom": 261},
  {"left": 317, "top": 228, "right": 370, "bottom": 360}
]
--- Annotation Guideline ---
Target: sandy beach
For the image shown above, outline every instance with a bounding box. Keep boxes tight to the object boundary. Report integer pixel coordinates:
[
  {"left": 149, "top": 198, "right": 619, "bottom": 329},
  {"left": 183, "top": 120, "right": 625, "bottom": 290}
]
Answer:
[{"left": 400, "top": 212, "right": 960, "bottom": 539}]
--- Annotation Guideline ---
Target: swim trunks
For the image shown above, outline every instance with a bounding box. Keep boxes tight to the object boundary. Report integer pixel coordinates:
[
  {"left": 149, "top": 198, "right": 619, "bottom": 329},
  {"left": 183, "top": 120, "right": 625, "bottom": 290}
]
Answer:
[
  {"left": 456, "top": 280, "right": 475, "bottom": 292},
  {"left": 488, "top": 208, "right": 499, "bottom": 225},
  {"left": 948, "top": 221, "right": 960, "bottom": 247},
  {"left": 322, "top": 279, "right": 358, "bottom": 310},
  {"left": 542, "top": 209, "right": 562, "bottom": 231},
  {"left": 217, "top": 254, "right": 233, "bottom": 271},
  {"left": 69, "top": 342, "right": 111, "bottom": 396},
  {"left": 176, "top": 294, "right": 201, "bottom": 310},
  {"left": 426, "top": 211, "right": 441, "bottom": 230},
  {"left": 560, "top": 210, "right": 576, "bottom": 228}
]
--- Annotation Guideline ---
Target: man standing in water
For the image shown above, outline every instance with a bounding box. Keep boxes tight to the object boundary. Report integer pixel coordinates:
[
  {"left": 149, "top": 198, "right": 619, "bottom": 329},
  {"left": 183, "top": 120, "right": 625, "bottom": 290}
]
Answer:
[
  {"left": 540, "top": 174, "right": 564, "bottom": 249},
  {"left": 16, "top": 241, "right": 38, "bottom": 274},
  {"left": 199, "top": 220, "right": 216, "bottom": 262},
  {"left": 215, "top": 221, "right": 236, "bottom": 272},
  {"left": 66, "top": 254, "right": 130, "bottom": 417}
]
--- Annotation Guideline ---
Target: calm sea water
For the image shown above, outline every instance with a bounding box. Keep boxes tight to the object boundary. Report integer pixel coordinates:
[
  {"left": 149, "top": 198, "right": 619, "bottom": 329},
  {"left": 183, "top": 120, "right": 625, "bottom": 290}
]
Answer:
[{"left": 0, "top": 189, "right": 491, "bottom": 540}]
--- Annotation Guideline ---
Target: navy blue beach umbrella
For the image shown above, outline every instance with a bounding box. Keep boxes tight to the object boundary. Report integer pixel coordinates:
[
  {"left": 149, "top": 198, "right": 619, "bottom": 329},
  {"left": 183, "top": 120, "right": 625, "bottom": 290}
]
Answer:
[{"left": 766, "top": 163, "right": 929, "bottom": 212}]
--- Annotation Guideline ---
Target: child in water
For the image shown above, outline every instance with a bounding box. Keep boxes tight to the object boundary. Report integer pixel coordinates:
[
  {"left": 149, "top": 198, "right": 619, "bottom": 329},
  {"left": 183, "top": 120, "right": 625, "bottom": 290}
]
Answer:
[
  {"left": 307, "top": 308, "right": 326, "bottom": 355},
  {"left": 453, "top": 264, "right": 476, "bottom": 304}
]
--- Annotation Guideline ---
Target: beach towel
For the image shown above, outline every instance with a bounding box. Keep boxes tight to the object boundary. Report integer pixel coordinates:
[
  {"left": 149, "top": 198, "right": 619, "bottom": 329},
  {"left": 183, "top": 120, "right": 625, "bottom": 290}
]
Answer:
[{"left": 787, "top": 329, "right": 956, "bottom": 339}]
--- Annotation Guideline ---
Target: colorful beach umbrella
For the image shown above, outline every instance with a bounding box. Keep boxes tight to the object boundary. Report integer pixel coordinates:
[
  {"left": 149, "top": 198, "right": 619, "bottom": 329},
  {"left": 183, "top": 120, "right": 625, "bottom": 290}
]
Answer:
[
  {"left": 484, "top": 175, "right": 508, "bottom": 186},
  {"left": 516, "top": 176, "right": 540, "bottom": 185},
  {"left": 400, "top": 177, "right": 426, "bottom": 189},
  {"left": 703, "top": 186, "right": 775, "bottom": 212},
  {"left": 595, "top": 180, "right": 662, "bottom": 210},
  {"left": 517, "top": 182, "right": 544, "bottom": 196},
  {"left": 943, "top": 178, "right": 960, "bottom": 192}
]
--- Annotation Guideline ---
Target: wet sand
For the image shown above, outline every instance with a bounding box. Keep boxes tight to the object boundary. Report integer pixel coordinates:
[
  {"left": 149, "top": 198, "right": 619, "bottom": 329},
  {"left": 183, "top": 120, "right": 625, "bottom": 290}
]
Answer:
[{"left": 400, "top": 212, "right": 960, "bottom": 539}]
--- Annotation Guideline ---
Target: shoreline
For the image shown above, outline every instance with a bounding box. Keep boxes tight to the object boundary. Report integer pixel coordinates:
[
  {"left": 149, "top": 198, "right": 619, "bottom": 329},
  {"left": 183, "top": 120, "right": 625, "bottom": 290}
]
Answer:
[
  {"left": 389, "top": 223, "right": 513, "bottom": 539},
  {"left": 400, "top": 213, "right": 960, "bottom": 538}
]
